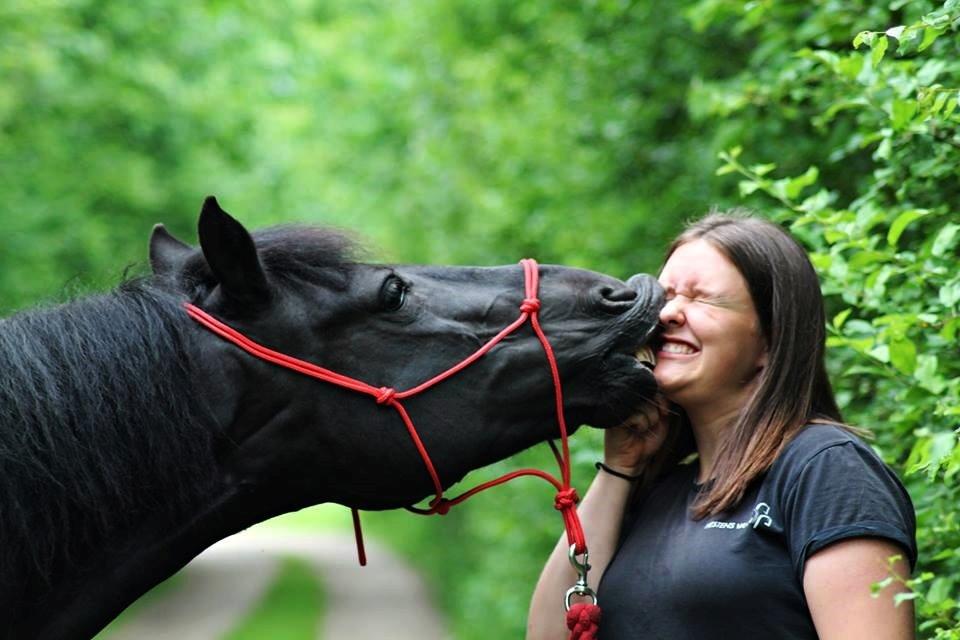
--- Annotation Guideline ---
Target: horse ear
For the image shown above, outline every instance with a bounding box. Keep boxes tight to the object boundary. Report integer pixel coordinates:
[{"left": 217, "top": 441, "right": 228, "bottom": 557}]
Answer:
[
  {"left": 149, "top": 224, "right": 193, "bottom": 276},
  {"left": 197, "top": 196, "right": 270, "bottom": 305}
]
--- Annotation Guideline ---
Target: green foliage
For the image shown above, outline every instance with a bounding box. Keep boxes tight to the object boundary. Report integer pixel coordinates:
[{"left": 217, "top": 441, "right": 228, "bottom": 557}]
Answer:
[{"left": 707, "top": 1, "right": 960, "bottom": 635}]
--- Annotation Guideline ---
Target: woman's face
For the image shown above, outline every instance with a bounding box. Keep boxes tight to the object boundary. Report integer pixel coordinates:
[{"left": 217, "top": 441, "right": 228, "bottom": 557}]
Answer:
[{"left": 654, "top": 239, "right": 767, "bottom": 410}]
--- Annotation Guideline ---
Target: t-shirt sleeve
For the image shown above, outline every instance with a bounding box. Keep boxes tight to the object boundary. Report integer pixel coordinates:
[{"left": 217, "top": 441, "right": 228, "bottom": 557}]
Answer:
[{"left": 783, "top": 441, "right": 917, "bottom": 581}]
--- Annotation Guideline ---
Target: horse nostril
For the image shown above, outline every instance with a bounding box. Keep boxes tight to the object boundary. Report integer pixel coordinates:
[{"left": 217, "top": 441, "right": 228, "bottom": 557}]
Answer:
[
  {"left": 598, "top": 284, "right": 638, "bottom": 304},
  {"left": 595, "top": 284, "right": 637, "bottom": 313}
]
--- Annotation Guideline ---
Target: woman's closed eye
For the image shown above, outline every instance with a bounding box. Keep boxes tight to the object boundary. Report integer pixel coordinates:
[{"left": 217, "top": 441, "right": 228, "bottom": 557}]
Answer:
[
  {"left": 665, "top": 287, "right": 745, "bottom": 311},
  {"left": 665, "top": 287, "right": 713, "bottom": 304}
]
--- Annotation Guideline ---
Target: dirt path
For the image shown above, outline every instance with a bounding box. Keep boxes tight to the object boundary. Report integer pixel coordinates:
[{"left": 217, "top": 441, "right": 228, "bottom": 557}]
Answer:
[{"left": 105, "top": 530, "right": 451, "bottom": 640}]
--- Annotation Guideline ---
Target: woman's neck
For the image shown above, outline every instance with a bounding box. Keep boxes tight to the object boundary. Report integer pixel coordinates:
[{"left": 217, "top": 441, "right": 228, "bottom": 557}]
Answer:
[{"left": 686, "top": 401, "right": 745, "bottom": 483}]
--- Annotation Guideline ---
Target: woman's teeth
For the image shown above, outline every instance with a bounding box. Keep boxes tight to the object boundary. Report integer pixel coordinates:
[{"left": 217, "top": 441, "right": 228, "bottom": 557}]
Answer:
[
  {"left": 635, "top": 345, "right": 657, "bottom": 367},
  {"left": 661, "top": 342, "right": 697, "bottom": 355}
]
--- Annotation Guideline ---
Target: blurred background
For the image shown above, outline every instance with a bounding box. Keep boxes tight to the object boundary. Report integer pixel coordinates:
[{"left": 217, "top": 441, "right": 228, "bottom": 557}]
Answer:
[{"left": 3, "top": 0, "right": 959, "bottom": 638}]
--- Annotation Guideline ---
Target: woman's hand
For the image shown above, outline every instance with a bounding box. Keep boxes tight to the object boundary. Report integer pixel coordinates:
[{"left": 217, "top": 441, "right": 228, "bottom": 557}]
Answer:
[{"left": 603, "top": 395, "right": 670, "bottom": 476}]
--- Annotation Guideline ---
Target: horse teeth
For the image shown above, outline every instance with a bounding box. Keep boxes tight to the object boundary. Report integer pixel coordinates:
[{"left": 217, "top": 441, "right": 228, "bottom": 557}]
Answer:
[{"left": 635, "top": 345, "right": 656, "bottom": 367}]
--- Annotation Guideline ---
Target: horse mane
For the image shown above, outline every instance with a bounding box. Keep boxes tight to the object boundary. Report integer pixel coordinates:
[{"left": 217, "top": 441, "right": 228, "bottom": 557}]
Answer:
[
  {"left": 0, "top": 279, "right": 220, "bottom": 598},
  {"left": 0, "top": 223, "right": 358, "bottom": 604}
]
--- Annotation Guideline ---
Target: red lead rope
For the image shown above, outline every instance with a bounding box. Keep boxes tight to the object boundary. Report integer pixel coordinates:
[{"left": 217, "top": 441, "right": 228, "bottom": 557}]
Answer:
[{"left": 185, "top": 259, "right": 600, "bottom": 637}]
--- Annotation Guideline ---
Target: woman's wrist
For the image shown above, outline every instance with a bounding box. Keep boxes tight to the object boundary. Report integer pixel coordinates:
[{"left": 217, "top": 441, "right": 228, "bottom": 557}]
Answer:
[{"left": 596, "top": 461, "right": 644, "bottom": 481}]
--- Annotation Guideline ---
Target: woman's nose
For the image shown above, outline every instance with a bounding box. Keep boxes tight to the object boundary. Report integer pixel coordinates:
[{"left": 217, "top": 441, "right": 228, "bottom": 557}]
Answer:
[{"left": 659, "top": 296, "right": 686, "bottom": 326}]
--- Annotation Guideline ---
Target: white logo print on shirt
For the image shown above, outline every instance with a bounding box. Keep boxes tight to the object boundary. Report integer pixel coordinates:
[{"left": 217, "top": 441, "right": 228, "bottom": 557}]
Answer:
[
  {"left": 703, "top": 502, "right": 774, "bottom": 531},
  {"left": 751, "top": 502, "right": 773, "bottom": 529}
]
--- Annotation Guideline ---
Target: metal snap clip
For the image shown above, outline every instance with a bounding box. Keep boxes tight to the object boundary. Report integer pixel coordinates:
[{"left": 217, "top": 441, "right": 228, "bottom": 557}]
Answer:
[{"left": 564, "top": 544, "right": 598, "bottom": 611}]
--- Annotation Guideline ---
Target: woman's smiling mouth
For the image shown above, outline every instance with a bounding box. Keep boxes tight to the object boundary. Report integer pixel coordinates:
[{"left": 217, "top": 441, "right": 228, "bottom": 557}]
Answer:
[{"left": 659, "top": 338, "right": 699, "bottom": 356}]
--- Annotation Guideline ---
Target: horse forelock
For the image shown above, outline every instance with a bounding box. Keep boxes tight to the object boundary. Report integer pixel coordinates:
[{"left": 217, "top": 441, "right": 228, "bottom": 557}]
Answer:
[
  {"left": 0, "top": 279, "right": 219, "bottom": 600},
  {"left": 253, "top": 225, "right": 362, "bottom": 290}
]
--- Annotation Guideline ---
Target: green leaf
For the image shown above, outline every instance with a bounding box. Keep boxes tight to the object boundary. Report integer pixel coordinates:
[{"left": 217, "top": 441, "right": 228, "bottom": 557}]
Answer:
[
  {"left": 940, "top": 282, "right": 960, "bottom": 308},
  {"left": 915, "top": 355, "right": 947, "bottom": 394},
  {"left": 885, "top": 26, "right": 906, "bottom": 40},
  {"left": 833, "top": 308, "right": 853, "bottom": 330},
  {"left": 869, "top": 344, "right": 890, "bottom": 363},
  {"left": 918, "top": 27, "right": 943, "bottom": 52},
  {"left": 929, "top": 91, "right": 950, "bottom": 116},
  {"left": 895, "top": 28, "right": 923, "bottom": 55},
  {"left": 928, "top": 431, "right": 957, "bottom": 480},
  {"left": 887, "top": 209, "right": 929, "bottom": 247},
  {"left": 809, "top": 252, "right": 832, "bottom": 271},
  {"left": 848, "top": 250, "right": 889, "bottom": 269},
  {"left": 931, "top": 549, "right": 956, "bottom": 562},
  {"left": 871, "top": 35, "right": 889, "bottom": 66},
  {"left": 946, "top": 92, "right": 960, "bottom": 118},
  {"left": 784, "top": 166, "right": 819, "bottom": 199},
  {"left": 824, "top": 228, "right": 848, "bottom": 244},
  {"left": 923, "top": 13, "right": 952, "bottom": 29},
  {"left": 715, "top": 164, "right": 737, "bottom": 176},
  {"left": 888, "top": 336, "right": 917, "bottom": 374},
  {"left": 873, "top": 576, "right": 895, "bottom": 593},
  {"left": 917, "top": 59, "right": 947, "bottom": 86},
  {"left": 890, "top": 99, "right": 918, "bottom": 131},
  {"left": 942, "top": 317, "right": 960, "bottom": 341},
  {"left": 798, "top": 190, "right": 832, "bottom": 214},
  {"left": 750, "top": 163, "right": 777, "bottom": 177},
  {"left": 853, "top": 31, "right": 876, "bottom": 49},
  {"left": 873, "top": 136, "right": 893, "bottom": 161},
  {"left": 932, "top": 223, "right": 960, "bottom": 256}
]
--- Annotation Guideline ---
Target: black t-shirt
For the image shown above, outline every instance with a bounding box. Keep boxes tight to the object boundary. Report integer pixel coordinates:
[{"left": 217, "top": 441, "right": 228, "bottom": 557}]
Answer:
[{"left": 596, "top": 424, "right": 917, "bottom": 640}]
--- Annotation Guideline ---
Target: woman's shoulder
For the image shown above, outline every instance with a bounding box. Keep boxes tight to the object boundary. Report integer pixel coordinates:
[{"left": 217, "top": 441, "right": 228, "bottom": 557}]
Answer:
[
  {"left": 765, "top": 422, "right": 917, "bottom": 571},
  {"left": 765, "top": 422, "right": 893, "bottom": 491},
  {"left": 776, "top": 422, "right": 872, "bottom": 468}
]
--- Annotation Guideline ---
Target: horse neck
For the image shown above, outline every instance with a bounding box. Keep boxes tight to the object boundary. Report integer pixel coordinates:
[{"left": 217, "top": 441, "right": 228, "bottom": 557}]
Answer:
[
  {"left": 21, "top": 483, "right": 274, "bottom": 640},
  {"left": 0, "top": 281, "right": 231, "bottom": 637}
]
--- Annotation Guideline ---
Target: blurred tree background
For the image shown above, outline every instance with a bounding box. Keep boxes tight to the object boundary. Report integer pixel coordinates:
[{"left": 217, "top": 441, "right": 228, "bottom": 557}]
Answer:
[{"left": 2, "top": 0, "right": 958, "bottom": 638}]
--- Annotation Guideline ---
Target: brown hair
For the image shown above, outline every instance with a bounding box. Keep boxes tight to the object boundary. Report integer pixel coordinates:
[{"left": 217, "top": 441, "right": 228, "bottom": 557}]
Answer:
[{"left": 652, "top": 210, "right": 847, "bottom": 519}]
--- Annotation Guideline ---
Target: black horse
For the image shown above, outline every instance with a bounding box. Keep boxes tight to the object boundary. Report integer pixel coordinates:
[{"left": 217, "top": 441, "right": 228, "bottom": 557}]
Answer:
[{"left": 0, "top": 197, "right": 663, "bottom": 639}]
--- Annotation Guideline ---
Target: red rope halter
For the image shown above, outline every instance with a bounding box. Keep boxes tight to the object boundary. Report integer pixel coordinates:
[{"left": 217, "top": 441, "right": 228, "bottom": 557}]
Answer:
[{"left": 185, "top": 259, "right": 599, "bottom": 635}]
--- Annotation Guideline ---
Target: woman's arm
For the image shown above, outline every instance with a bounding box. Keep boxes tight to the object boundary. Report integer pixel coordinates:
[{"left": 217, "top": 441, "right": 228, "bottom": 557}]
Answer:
[
  {"left": 804, "top": 538, "right": 914, "bottom": 639},
  {"left": 527, "top": 401, "right": 669, "bottom": 640},
  {"left": 526, "top": 470, "right": 634, "bottom": 640}
]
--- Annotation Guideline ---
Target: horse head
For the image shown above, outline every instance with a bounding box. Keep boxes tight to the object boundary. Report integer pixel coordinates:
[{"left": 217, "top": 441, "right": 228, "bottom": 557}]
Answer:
[{"left": 151, "top": 197, "right": 664, "bottom": 512}]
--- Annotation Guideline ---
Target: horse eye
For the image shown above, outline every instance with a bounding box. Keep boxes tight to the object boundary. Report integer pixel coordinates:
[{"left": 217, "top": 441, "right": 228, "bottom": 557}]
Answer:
[{"left": 380, "top": 275, "right": 407, "bottom": 311}]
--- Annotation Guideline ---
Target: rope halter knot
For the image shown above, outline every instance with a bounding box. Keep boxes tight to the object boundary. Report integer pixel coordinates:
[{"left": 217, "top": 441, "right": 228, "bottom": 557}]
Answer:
[
  {"left": 375, "top": 386, "right": 397, "bottom": 405},
  {"left": 520, "top": 297, "right": 541, "bottom": 314},
  {"left": 430, "top": 497, "right": 452, "bottom": 515},
  {"left": 554, "top": 487, "right": 580, "bottom": 511}
]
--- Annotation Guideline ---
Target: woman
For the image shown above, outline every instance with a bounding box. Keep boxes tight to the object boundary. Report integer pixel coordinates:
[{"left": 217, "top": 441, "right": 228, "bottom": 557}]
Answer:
[{"left": 528, "top": 212, "right": 916, "bottom": 639}]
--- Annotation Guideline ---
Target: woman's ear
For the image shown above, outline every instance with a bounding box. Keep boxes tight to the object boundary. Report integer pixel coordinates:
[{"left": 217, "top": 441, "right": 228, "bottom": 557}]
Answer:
[{"left": 756, "top": 343, "right": 769, "bottom": 372}]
